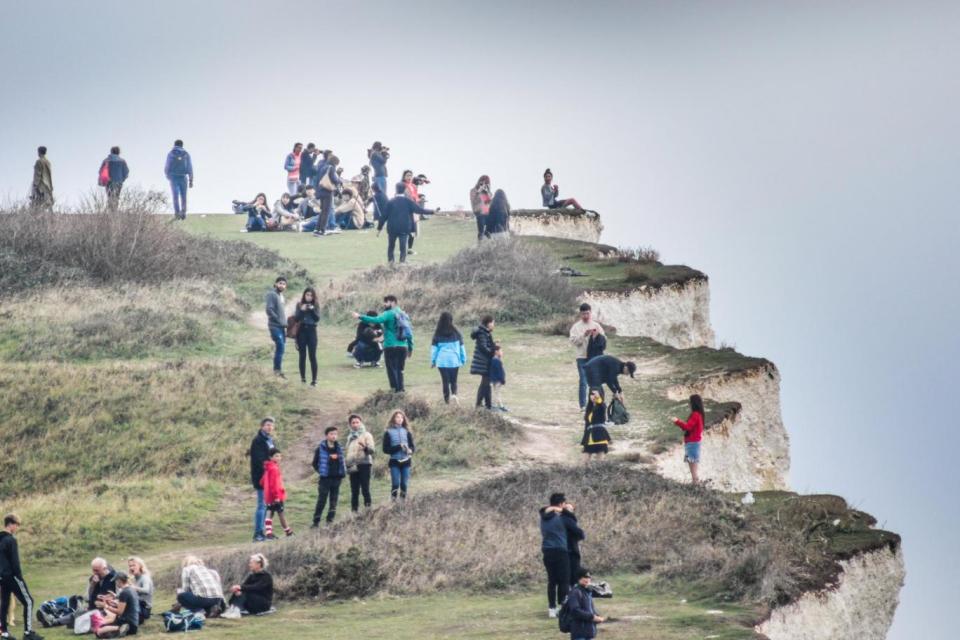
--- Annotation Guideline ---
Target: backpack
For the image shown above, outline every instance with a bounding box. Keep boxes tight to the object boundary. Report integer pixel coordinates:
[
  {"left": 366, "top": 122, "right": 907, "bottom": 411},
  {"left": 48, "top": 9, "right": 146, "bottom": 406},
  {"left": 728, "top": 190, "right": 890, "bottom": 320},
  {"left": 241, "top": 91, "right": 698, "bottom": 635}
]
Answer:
[
  {"left": 98, "top": 161, "right": 110, "bottom": 186},
  {"left": 37, "top": 595, "right": 84, "bottom": 627},
  {"left": 394, "top": 309, "right": 413, "bottom": 342},
  {"left": 168, "top": 150, "right": 189, "bottom": 175},
  {"left": 586, "top": 333, "right": 607, "bottom": 360},
  {"left": 608, "top": 397, "right": 630, "bottom": 425},
  {"left": 162, "top": 610, "right": 205, "bottom": 632},
  {"left": 557, "top": 594, "right": 573, "bottom": 633}
]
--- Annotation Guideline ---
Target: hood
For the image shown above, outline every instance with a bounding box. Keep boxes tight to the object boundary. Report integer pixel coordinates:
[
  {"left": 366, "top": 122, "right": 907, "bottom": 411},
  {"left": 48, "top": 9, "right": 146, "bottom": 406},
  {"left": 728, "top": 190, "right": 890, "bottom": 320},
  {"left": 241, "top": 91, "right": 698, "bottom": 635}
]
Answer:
[
  {"left": 107, "top": 153, "right": 122, "bottom": 162},
  {"left": 470, "top": 326, "right": 489, "bottom": 339}
]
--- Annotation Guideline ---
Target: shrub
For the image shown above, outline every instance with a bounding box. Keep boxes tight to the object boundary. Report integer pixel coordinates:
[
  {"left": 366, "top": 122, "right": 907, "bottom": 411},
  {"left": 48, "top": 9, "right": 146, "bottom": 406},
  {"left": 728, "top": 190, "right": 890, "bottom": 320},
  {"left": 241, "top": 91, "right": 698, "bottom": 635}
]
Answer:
[{"left": 286, "top": 547, "right": 386, "bottom": 600}]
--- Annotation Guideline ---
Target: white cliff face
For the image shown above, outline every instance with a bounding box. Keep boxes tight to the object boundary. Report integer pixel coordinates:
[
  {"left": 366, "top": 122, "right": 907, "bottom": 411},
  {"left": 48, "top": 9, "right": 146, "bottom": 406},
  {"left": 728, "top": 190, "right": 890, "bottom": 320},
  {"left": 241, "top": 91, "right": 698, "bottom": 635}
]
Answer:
[
  {"left": 758, "top": 547, "right": 905, "bottom": 640},
  {"left": 581, "top": 279, "right": 716, "bottom": 349},
  {"left": 510, "top": 210, "right": 603, "bottom": 244},
  {"left": 656, "top": 365, "right": 790, "bottom": 491}
]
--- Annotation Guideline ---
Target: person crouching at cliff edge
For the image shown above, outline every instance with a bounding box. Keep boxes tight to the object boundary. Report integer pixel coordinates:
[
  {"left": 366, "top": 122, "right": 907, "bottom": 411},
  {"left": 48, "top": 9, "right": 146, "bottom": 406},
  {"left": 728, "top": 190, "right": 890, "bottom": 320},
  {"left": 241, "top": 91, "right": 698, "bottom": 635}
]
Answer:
[{"left": 671, "top": 394, "right": 704, "bottom": 484}]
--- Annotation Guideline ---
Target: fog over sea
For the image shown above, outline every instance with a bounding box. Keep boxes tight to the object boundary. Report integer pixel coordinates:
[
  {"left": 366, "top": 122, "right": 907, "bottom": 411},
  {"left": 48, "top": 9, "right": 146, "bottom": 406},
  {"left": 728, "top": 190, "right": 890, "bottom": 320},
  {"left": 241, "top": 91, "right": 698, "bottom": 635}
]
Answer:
[{"left": 2, "top": 2, "right": 957, "bottom": 637}]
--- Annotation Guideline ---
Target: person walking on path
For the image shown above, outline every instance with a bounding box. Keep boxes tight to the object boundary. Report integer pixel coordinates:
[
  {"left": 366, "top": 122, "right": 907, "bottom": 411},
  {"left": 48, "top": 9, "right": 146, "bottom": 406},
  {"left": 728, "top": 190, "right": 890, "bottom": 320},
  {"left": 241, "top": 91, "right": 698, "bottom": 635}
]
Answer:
[
  {"left": 345, "top": 414, "right": 375, "bottom": 511},
  {"left": 376, "top": 184, "right": 435, "bottom": 264},
  {"left": 367, "top": 141, "right": 389, "bottom": 196},
  {"left": 284, "top": 142, "right": 303, "bottom": 195},
  {"left": 100, "top": 147, "right": 129, "bottom": 211},
  {"left": 311, "top": 427, "right": 346, "bottom": 526},
  {"left": 30, "top": 147, "right": 53, "bottom": 210},
  {"left": 581, "top": 388, "right": 611, "bottom": 461},
  {"left": 430, "top": 311, "right": 467, "bottom": 405},
  {"left": 265, "top": 277, "right": 288, "bottom": 378},
  {"left": 260, "top": 448, "right": 293, "bottom": 538},
  {"left": 249, "top": 418, "right": 276, "bottom": 542},
  {"left": 295, "top": 287, "right": 320, "bottom": 386},
  {"left": 560, "top": 503, "right": 586, "bottom": 584},
  {"left": 0, "top": 514, "right": 43, "bottom": 640},
  {"left": 382, "top": 410, "right": 415, "bottom": 501},
  {"left": 353, "top": 296, "right": 413, "bottom": 392},
  {"left": 566, "top": 568, "right": 605, "bottom": 640},
  {"left": 541, "top": 168, "right": 585, "bottom": 210},
  {"left": 470, "top": 315, "right": 496, "bottom": 409},
  {"left": 489, "top": 344, "right": 508, "bottom": 411},
  {"left": 539, "top": 493, "right": 570, "bottom": 619},
  {"left": 583, "top": 354, "right": 636, "bottom": 402},
  {"left": 569, "top": 304, "right": 606, "bottom": 411},
  {"left": 165, "top": 139, "right": 194, "bottom": 219},
  {"left": 469, "top": 175, "right": 492, "bottom": 241},
  {"left": 672, "top": 394, "right": 705, "bottom": 484}
]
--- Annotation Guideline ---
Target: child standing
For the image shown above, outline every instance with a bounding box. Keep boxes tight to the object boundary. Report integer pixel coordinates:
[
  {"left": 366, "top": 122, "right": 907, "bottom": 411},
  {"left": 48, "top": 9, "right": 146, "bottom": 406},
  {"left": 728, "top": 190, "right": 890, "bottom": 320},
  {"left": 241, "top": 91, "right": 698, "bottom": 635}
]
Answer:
[
  {"left": 260, "top": 449, "right": 293, "bottom": 538},
  {"left": 312, "top": 427, "right": 346, "bottom": 525},
  {"left": 671, "top": 394, "right": 704, "bottom": 484},
  {"left": 581, "top": 388, "right": 611, "bottom": 461},
  {"left": 489, "top": 344, "right": 508, "bottom": 412}
]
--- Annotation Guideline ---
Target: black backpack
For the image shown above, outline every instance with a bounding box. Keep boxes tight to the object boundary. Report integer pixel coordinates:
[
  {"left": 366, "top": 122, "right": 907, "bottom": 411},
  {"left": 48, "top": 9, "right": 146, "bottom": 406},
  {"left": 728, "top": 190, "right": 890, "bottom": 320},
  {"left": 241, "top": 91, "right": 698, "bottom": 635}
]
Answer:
[
  {"left": 168, "top": 149, "right": 189, "bottom": 174},
  {"left": 557, "top": 594, "right": 573, "bottom": 633},
  {"left": 586, "top": 333, "right": 606, "bottom": 360}
]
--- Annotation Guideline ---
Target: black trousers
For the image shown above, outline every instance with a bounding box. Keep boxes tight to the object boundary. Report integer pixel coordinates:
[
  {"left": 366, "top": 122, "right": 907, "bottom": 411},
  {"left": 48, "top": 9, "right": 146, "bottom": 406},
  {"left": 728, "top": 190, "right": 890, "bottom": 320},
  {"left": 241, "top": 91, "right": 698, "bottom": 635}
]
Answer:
[
  {"left": 229, "top": 592, "right": 271, "bottom": 615},
  {"left": 297, "top": 325, "right": 318, "bottom": 382},
  {"left": 569, "top": 553, "right": 582, "bottom": 587},
  {"left": 476, "top": 374, "right": 492, "bottom": 408},
  {"left": 438, "top": 367, "right": 459, "bottom": 402},
  {"left": 474, "top": 213, "right": 489, "bottom": 240},
  {"left": 542, "top": 549, "right": 571, "bottom": 609},
  {"left": 387, "top": 232, "right": 409, "bottom": 263},
  {"left": 349, "top": 465, "right": 373, "bottom": 511},
  {"left": 0, "top": 575, "right": 34, "bottom": 633},
  {"left": 384, "top": 347, "right": 408, "bottom": 391},
  {"left": 313, "top": 476, "right": 343, "bottom": 524}
]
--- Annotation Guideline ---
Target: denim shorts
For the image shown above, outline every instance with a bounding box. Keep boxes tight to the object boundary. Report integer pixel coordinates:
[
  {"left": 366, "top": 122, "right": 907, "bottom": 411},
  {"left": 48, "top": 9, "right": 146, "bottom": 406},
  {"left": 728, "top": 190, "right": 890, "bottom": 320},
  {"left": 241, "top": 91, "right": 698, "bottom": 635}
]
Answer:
[{"left": 684, "top": 441, "right": 701, "bottom": 464}]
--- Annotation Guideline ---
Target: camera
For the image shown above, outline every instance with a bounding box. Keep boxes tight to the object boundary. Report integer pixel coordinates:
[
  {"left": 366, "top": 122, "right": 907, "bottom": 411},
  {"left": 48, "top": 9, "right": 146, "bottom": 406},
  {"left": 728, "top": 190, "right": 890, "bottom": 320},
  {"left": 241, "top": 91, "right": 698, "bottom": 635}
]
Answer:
[{"left": 412, "top": 174, "right": 430, "bottom": 186}]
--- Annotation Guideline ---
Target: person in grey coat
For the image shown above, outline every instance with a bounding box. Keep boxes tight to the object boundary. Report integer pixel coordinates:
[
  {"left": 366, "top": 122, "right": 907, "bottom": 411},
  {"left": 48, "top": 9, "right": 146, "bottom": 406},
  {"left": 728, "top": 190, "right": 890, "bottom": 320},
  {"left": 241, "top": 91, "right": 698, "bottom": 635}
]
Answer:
[
  {"left": 469, "top": 315, "right": 496, "bottom": 409},
  {"left": 265, "top": 277, "right": 288, "bottom": 377}
]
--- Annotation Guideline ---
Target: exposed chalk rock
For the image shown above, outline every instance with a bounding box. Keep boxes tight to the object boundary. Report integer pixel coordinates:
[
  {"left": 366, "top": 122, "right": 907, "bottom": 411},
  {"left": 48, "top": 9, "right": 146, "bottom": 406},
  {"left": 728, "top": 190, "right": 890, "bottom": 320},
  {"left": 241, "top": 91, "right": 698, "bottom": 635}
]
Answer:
[{"left": 510, "top": 209, "right": 603, "bottom": 243}]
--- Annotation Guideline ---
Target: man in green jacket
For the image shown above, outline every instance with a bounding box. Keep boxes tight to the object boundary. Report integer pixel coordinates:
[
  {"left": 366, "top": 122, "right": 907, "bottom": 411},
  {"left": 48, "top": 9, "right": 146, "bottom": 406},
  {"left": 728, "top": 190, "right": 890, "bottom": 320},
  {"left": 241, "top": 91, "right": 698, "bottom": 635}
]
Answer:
[{"left": 353, "top": 295, "right": 413, "bottom": 392}]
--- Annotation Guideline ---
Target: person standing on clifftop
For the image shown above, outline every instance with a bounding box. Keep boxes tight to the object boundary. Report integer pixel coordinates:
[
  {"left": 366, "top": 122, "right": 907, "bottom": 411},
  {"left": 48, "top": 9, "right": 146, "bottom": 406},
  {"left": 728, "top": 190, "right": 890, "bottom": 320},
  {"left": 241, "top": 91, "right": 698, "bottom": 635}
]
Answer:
[
  {"left": 569, "top": 304, "right": 606, "bottom": 410},
  {"left": 30, "top": 146, "right": 53, "bottom": 210},
  {"left": 541, "top": 168, "right": 585, "bottom": 210},
  {"left": 165, "top": 139, "right": 194, "bottom": 220},
  {"left": 469, "top": 175, "right": 492, "bottom": 241},
  {"left": 284, "top": 142, "right": 303, "bottom": 195},
  {"left": 265, "top": 277, "right": 288, "bottom": 377},
  {"left": 672, "top": 394, "right": 705, "bottom": 484},
  {"left": 99, "top": 147, "right": 129, "bottom": 211}
]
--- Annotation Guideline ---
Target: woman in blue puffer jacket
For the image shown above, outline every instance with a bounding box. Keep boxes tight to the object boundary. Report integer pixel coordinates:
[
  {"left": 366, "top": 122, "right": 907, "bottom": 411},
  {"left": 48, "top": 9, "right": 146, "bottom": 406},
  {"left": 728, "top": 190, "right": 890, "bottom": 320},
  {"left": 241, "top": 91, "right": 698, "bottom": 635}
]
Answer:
[{"left": 430, "top": 311, "right": 467, "bottom": 404}]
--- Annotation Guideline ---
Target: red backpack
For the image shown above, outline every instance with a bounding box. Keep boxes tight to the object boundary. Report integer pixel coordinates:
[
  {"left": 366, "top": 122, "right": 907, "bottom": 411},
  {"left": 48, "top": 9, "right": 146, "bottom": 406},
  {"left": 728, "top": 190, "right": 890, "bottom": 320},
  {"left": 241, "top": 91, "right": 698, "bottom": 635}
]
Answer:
[{"left": 98, "top": 160, "right": 110, "bottom": 186}]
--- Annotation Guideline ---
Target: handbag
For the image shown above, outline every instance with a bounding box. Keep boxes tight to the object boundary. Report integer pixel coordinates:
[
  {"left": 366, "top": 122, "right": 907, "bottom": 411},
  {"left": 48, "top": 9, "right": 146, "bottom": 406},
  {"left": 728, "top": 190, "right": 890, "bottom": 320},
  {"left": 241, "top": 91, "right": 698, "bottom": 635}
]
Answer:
[
  {"left": 286, "top": 314, "right": 300, "bottom": 339},
  {"left": 318, "top": 170, "right": 336, "bottom": 192}
]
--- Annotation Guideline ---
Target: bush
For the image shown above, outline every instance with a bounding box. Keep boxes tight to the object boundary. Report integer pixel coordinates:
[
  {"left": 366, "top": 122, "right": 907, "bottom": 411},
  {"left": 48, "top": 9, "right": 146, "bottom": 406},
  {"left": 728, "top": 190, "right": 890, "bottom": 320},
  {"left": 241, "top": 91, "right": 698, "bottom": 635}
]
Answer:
[
  {"left": 323, "top": 237, "right": 578, "bottom": 324},
  {"left": 286, "top": 547, "right": 386, "bottom": 600},
  {"left": 583, "top": 245, "right": 660, "bottom": 264},
  {"left": 0, "top": 191, "right": 283, "bottom": 294}
]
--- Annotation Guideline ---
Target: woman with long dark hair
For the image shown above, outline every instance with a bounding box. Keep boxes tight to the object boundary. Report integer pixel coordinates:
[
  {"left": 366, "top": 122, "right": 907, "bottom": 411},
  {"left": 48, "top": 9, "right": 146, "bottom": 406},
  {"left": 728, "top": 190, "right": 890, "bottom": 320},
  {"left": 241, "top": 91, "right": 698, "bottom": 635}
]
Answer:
[
  {"left": 469, "top": 175, "right": 492, "bottom": 241},
  {"left": 242, "top": 193, "right": 270, "bottom": 232},
  {"left": 431, "top": 311, "right": 467, "bottom": 404},
  {"left": 487, "top": 189, "right": 511, "bottom": 235},
  {"left": 381, "top": 410, "right": 415, "bottom": 500},
  {"left": 295, "top": 288, "right": 321, "bottom": 385},
  {"left": 469, "top": 315, "right": 496, "bottom": 409},
  {"left": 672, "top": 394, "right": 705, "bottom": 484}
]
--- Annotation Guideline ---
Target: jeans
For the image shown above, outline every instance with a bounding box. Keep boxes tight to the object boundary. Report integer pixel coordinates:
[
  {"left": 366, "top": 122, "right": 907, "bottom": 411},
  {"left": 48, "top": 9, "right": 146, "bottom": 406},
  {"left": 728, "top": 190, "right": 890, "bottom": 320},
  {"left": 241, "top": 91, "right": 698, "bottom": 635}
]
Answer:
[
  {"left": 475, "top": 213, "right": 489, "bottom": 240},
  {"left": 302, "top": 216, "right": 319, "bottom": 232},
  {"left": 270, "top": 326, "right": 286, "bottom": 372},
  {"left": 253, "top": 488, "right": 266, "bottom": 538},
  {"left": 542, "top": 549, "right": 571, "bottom": 609},
  {"left": 354, "top": 342, "right": 382, "bottom": 364},
  {"left": 387, "top": 232, "right": 409, "bottom": 263},
  {"left": 106, "top": 182, "right": 122, "bottom": 210},
  {"left": 297, "top": 325, "right": 318, "bottom": 382},
  {"left": 576, "top": 358, "right": 589, "bottom": 408},
  {"left": 492, "top": 382, "right": 504, "bottom": 408},
  {"left": 287, "top": 179, "right": 300, "bottom": 195},
  {"left": 349, "top": 465, "right": 372, "bottom": 511},
  {"left": 384, "top": 346, "right": 408, "bottom": 391},
  {"left": 476, "top": 374, "right": 492, "bottom": 409},
  {"left": 313, "top": 476, "right": 342, "bottom": 524},
  {"left": 176, "top": 591, "right": 222, "bottom": 614},
  {"left": 438, "top": 367, "right": 459, "bottom": 402},
  {"left": 170, "top": 176, "right": 188, "bottom": 218},
  {"left": 374, "top": 176, "right": 387, "bottom": 197},
  {"left": 318, "top": 189, "right": 336, "bottom": 231},
  {"left": 389, "top": 463, "right": 411, "bottom": 499},
  {"left": 247, "top": 213, "right": 267, "bottom": 231}
]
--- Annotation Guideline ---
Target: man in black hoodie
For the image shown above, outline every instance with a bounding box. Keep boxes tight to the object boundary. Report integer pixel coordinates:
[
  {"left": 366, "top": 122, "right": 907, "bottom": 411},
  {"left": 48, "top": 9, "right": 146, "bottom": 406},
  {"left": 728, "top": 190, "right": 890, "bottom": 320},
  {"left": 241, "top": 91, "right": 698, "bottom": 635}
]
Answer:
[
  {"left": 583, "top": 354, "right": 637, "bottom": 401},
  {"left": 560, "top": 502, "right": 586, "bottom": 584},
  {"left": 376, "top": 184, "right": 436, "bottom": 264},
  {"left": 0, "top": 514, "right": 43, "bottom": 640}
]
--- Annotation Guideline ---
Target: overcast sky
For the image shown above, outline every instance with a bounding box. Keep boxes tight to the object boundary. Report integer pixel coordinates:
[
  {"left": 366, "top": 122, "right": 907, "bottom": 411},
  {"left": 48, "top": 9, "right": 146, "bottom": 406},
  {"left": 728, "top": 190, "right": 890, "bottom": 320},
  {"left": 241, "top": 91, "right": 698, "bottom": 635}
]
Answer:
[{"left": 2, "top": 2, "right": 958, "bottom": 637}]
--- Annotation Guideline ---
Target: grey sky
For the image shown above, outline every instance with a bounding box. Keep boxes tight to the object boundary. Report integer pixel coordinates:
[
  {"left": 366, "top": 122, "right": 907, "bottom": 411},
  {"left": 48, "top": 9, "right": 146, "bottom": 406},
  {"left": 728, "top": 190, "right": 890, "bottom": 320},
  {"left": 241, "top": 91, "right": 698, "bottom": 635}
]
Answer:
[{"left": 2, "top": 2, "right": 957, "bottom": 637}]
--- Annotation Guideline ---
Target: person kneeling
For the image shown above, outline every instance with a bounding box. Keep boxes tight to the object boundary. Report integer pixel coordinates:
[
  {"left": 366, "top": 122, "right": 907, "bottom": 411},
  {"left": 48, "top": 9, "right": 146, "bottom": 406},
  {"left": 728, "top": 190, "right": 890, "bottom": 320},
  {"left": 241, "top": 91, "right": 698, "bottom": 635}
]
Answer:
[
  {"left": 95, "top": 572, "right": 139, "bottom": 638},
  {"left": 222, "top": 554, "right": 273, "bottom": 619}
]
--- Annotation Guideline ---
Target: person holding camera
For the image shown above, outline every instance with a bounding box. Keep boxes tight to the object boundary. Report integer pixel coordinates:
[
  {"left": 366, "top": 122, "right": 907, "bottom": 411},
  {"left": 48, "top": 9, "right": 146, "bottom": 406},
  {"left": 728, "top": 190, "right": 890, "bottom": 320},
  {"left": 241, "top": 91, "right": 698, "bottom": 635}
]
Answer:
[
  {"left": 569, "top": 304, "right": 606, "bottom": 410},
  {"left": 294, "top": 287, "right": 321, "bottom": 386},
  {"left": 469, "top": 175, "right": 493, "bottom": 241},
  {"left": 367, "top": 141, "right": 389, "bottom": 195}
]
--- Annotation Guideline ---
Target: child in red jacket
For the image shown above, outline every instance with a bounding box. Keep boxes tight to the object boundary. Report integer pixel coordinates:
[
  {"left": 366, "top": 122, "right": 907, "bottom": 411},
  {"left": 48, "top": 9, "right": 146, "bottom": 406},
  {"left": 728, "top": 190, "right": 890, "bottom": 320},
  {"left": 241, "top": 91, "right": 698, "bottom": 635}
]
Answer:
[
  {"left": 261, "top": 448, "right": 293, "bottom": 538},
  {"left": 671, "top": 394, "right": 704, "bottom": 485}
]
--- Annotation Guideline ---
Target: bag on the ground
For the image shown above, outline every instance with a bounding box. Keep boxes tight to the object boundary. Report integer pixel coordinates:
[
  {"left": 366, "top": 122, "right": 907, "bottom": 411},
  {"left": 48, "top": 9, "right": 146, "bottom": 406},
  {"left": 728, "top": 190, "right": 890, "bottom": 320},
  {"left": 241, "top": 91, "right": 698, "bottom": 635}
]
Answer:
[
  {"left": 608, "top": 397, "right": 630, "bottom": 425},
  {"left": 162, "top": 610, "right": 205, "bottom": 632},
  {"left": 286, "top": 314, "right": 300, "bottom": 339},
  {"left": 73, "top": 610, "right": 95, "bottom": 635},
  {"left": 37, "top": 595, "right": 84, "bottom": 628},
  {"left": 98, "top": 161, "right": 110, "bottom": 187},
  {"left": 394, "top": 310, "right": 414, "bottom": 342},
  {"left": 557, "top": 595, "right": 573, "bottom": 633}
]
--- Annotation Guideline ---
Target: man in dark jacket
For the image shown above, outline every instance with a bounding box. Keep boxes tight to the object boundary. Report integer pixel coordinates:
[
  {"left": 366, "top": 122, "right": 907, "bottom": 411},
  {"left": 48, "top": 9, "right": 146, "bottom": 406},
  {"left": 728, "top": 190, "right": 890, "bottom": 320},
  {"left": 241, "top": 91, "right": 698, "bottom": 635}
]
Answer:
[
  {"left": 469, "top": 316, "right": 496, "bottom": 409},
  {"left": 566, "top": 568, "right": 604, "bottom": 639},
  {"left": 87, "top": 557, "right": 117, "bottom": 611},
  {"left": 0, "top": 514, "right": 43, "bottom": 640},
  {"left": 249, "top": 418, "right": 276, "bottom": 542},
  {"left": 311, "top": 427, "right": 347, "bottom": 526},
  {"left": 583, "top": 354, "right": 636, "bottom": 401},
  {"left": 101, "top": 146, "right": 129, "bottom": 211},
  {"left": 376, "top": 184, "right": 435, "bottom": 264},
  {"left": 299, "top": 143, "right": 318, "bottom": 189},
  {"left": 540, "top": 493, "right": 570, "bottom": 619},
  {"left": 165, "top": 139, "right": 194, "bottom": 220}
]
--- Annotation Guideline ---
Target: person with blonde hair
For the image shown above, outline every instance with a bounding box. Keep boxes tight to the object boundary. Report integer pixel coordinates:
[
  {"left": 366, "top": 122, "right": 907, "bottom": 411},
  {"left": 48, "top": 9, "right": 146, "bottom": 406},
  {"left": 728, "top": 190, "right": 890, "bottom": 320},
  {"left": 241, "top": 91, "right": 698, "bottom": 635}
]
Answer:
[
  {"left": 176, "top": 556, "right": 224, "bottom": 618},
  {"left": 126, "top": 557, "right": 153, "bottom": 623},
  {"left": 222, "top": 554, "right": 273, "bottom": 619},
  {"left": 381, "top": 410, "right": 415, "bottom": 500}
]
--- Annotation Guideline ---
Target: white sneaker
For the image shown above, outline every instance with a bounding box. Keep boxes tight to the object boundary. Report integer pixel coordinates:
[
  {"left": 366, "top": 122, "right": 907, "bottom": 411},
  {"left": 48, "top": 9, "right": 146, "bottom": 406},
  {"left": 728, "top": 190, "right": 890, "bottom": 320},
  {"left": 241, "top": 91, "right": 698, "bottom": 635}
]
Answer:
[
  {"left": 221, "top": 605, "right": 242, "bottom": 620},
  {"left": 548, "top": 607, "right": 558, "bottom": 618},
  {"left": 450, "top": 395, "right": 461, "bottom": 406}
]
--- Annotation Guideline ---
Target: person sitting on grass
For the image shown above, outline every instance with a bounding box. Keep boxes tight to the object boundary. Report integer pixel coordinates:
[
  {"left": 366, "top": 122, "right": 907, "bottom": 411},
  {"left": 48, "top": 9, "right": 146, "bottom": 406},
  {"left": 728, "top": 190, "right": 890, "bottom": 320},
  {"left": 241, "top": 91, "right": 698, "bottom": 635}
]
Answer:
[
  {"left": 261, "top": 448, "right": 294, "bottom": 538},
  {"left": 270, "top": 193, "right": 300, "bottom": 231},
  {"left": 297, "top": 185, "right": 324, "bottom": 232},
  {"left": 222, "top": 554, "right": 273, "bottom": 619},
  {"left": 672, "top": 394, "right": 705, "bottom": 484},
  {"left": 87, "top": 558, "right": 117, "bottom": 613},
  {"left": 176, "top": 556, "right": 225, "bottom": 618},
  {"left": 240, "top": 193, "right": 271, "bottom": 232},
  {"left": 489, "top": 344, "right": 508, "bottom": 412},
  {"left": 334, "top": 186, "right": 368, "bottom": 230},
  {"left": 541, "top": 168, "right": 585, "bottom": 211},
  {"left": 94, "top": 572, "right": 138, "bottom": 638},
  {"left": 565, "top": 567, "right": 605, "bottom": 640},
  {"left": 581, "top": 388, "right": 611, "bottom": 462},
  {"left": 125, "top": 557, "right": 153, "bottom": 624},
  {"left": 348, "top": 311, "right": 384, "bottom": 368}
]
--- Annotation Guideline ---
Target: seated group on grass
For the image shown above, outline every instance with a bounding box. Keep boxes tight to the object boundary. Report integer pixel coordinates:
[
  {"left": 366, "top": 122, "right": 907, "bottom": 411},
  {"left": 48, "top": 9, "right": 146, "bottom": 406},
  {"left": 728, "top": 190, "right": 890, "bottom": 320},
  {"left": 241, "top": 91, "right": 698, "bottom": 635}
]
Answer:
[{"left": 234, "top": 183, "right": 374, "bottom": 234}]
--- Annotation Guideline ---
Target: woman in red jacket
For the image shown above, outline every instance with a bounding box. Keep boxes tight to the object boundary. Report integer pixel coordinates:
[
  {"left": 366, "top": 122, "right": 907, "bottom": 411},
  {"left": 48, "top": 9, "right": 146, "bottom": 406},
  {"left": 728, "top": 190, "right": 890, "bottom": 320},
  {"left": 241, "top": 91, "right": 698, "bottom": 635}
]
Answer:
[
  {"left": 260, "top": 448, "right": 293, "bottom": 538},
  {"left": 671, "top": 394, "right": 704, "bottom": 484}
]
